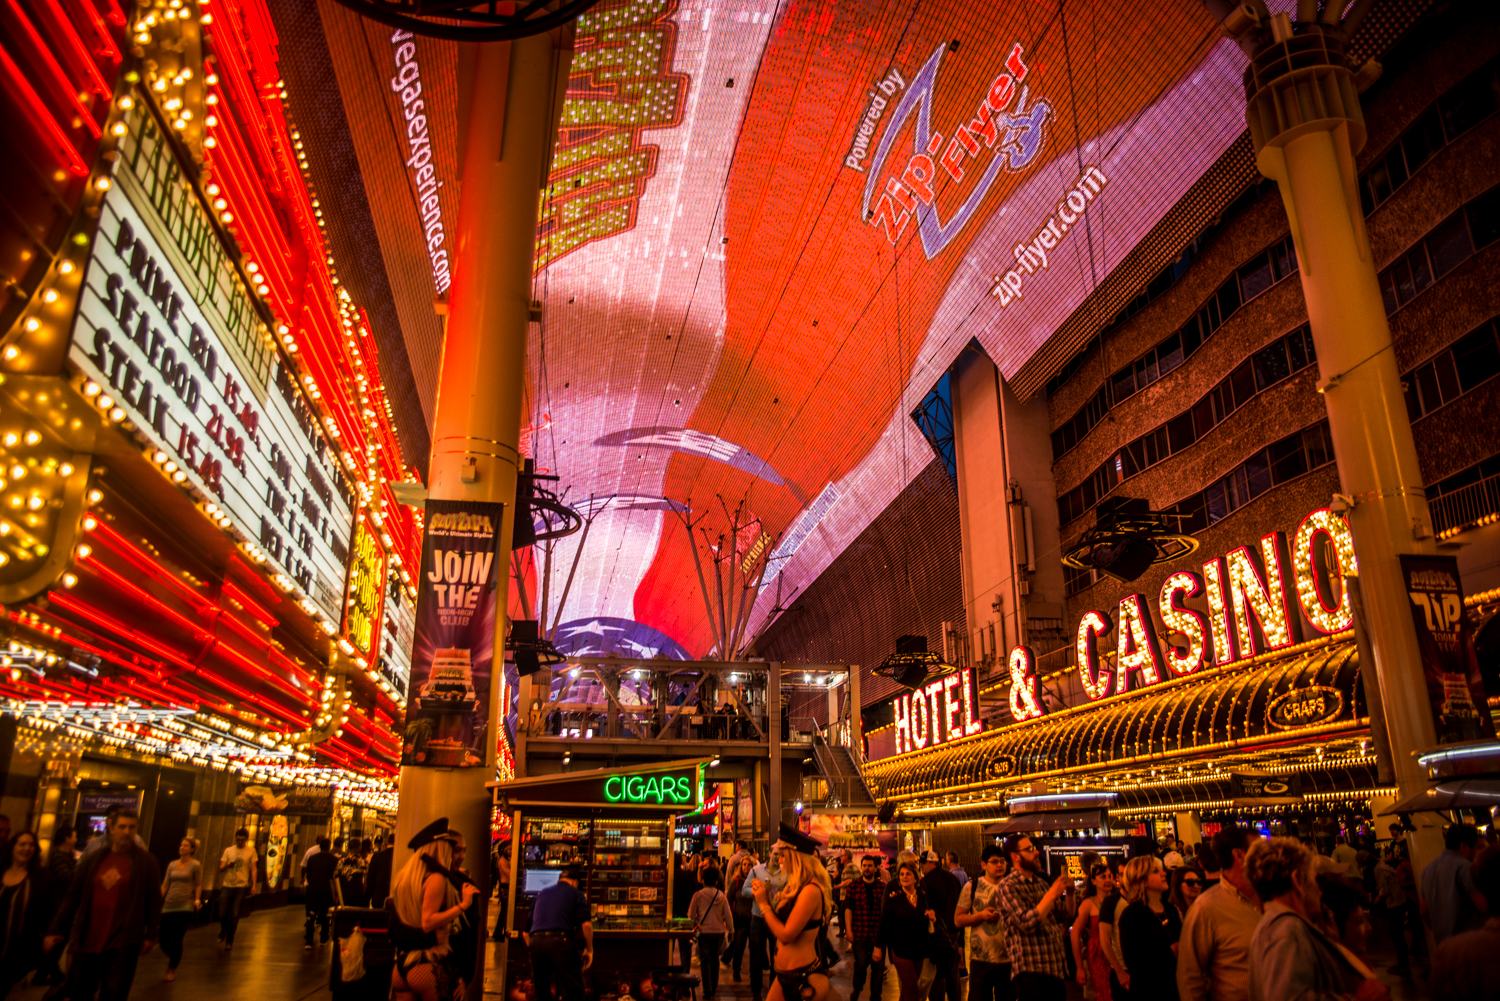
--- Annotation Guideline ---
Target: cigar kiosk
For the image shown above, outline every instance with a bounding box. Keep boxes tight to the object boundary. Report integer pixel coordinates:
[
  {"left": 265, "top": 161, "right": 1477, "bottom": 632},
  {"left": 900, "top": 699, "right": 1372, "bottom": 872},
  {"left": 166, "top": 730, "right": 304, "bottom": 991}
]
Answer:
[{"left": 489, "top": 759, "right": 708, "bottom": 1001}]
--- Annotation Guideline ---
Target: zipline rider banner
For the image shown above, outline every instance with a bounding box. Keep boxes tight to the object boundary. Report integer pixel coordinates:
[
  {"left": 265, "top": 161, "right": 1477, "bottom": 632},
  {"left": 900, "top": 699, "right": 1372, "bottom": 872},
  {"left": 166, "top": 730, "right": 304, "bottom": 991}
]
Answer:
[{"left": 402, "top": 499, "right": 505, "bottom": 768}]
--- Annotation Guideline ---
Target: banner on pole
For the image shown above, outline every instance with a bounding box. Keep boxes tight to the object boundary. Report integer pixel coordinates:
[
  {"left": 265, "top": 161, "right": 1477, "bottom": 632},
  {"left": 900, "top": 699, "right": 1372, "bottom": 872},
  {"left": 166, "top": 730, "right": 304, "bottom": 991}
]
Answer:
[
  {"left": 402, "top": 500, "right": 505, "bottom": 767},
  {"left": 1399, "top": 554, "right": 1495, "bottom": 745}
]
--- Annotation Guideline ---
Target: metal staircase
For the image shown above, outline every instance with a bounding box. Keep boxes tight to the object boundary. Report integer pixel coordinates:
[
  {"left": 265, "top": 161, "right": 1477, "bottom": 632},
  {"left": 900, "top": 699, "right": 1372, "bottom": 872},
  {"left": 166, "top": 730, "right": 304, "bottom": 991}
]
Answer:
[{"left": 812, "top": 734, "right": 878, "bottom": 808}]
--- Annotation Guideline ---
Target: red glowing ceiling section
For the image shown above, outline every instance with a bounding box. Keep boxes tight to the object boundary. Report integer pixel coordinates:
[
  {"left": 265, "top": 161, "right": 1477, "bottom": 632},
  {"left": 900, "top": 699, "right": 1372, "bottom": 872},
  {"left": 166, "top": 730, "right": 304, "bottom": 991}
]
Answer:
[{"left": 326, "top": 0, "right": 1261, "bottom": 658}]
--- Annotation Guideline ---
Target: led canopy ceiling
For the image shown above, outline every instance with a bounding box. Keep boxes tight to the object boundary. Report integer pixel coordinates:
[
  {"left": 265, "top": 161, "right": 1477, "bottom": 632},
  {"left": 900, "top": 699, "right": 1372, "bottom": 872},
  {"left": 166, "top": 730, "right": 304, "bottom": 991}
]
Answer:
[{"left": 309, "top": 0, "right": 1268, "bottom": 659}]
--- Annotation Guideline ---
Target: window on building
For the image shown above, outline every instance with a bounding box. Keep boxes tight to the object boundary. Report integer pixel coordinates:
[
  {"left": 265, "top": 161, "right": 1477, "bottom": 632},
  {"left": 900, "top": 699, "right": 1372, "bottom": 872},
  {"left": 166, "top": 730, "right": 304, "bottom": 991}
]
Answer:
[
  {"left": 1166, "top": 421, "right": 1335, "bottom": 534},
  {"left": 1359, "top": 58, "right": 1499, "bottom": 215},
  {"left": 1405, "top": 317, "right": 1500, "bottom": 420},
  {"left": 1379, "top": 183, "right": 1500, "bottom": 315},
  {"left": 1052, "top": 236, "right": 1299, "bottom": 461},
  {"left": 1055, "top": 325, "right": 1316, "bottom": 527}
]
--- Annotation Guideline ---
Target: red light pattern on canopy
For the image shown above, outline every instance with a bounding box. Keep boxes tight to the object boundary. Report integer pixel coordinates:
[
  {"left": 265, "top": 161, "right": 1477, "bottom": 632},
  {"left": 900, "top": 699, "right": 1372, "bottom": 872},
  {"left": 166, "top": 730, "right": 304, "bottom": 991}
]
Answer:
[{"left": 325, "top": 0, "right": 1277, "bottom": 658}]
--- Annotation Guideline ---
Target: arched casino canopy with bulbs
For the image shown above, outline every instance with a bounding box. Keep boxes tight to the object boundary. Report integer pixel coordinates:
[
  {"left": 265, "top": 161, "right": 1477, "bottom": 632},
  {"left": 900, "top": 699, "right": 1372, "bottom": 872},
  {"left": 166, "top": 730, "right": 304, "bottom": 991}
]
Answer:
[{"left": 271, "top": 0, "right": 1410, "bottom": 660}]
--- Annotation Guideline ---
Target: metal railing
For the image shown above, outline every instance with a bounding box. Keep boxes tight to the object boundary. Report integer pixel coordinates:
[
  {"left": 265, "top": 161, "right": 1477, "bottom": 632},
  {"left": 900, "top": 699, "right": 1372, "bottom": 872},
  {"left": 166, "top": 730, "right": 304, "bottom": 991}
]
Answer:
[{"left": 1431, "top": 472, "right": 1500, "bottom": 538}]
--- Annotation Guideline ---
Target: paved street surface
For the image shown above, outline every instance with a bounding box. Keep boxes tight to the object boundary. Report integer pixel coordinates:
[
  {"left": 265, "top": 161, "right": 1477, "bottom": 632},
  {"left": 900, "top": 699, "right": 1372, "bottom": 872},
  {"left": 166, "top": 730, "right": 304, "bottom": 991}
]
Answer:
[{"left": 2, "top": 905, "right": 1433, "bottom": 1000}]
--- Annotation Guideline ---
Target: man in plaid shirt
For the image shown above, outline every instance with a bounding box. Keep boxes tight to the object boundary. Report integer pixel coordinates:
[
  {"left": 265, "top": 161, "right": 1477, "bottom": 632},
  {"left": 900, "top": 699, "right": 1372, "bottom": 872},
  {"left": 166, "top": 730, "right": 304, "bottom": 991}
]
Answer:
[
  {"left": 995, "top": 835, "right": 1072, "bottom": 1001},
  {"left": 842, "top": 854, "right": 887, "bottom": 1001}
]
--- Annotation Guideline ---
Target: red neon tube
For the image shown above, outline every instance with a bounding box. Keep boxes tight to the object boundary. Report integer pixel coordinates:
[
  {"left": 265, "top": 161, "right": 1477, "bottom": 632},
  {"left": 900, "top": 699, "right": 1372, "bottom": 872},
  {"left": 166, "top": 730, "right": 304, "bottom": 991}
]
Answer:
[{"left": 0, "top": 44, "right": 87, "bottom": 175}]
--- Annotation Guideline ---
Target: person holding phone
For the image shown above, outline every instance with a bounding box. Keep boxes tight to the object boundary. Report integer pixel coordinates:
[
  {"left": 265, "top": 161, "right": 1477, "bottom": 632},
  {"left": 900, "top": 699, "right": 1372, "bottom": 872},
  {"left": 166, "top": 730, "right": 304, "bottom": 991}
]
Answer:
[
  {"left": 994, "top": 835, "right": 1072, "bottom": 1001},
  {"left": 957, "top": 845, "right": 1013, "bottom": 1001}
]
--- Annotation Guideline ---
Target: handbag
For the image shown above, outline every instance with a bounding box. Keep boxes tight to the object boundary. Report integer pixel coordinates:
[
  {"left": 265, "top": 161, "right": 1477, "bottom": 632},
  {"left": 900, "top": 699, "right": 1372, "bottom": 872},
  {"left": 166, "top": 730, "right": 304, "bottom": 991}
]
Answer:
[
  {"left": 338, "top": 926, "right": 367, "bottom": 982},
  {"left": 926, "top": 916, "right": 956, "bottom": 967}
]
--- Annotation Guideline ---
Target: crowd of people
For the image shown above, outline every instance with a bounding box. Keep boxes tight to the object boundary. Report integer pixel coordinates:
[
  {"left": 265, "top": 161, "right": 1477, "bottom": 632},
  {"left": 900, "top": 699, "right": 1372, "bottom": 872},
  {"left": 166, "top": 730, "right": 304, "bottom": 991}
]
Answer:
[
  {"left": 656, "top": 819, "right": 1500, "bottom": 1001},
  {"left": 0, "top": 804, "right": 404, "bottom": 1000}
]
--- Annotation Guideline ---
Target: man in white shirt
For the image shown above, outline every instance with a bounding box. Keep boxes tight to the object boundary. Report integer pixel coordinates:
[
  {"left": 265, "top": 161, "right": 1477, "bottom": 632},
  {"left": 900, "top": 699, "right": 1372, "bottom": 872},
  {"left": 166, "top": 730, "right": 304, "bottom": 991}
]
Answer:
[
  {"left": 218, "top": 828, "right": 258, "bottom": 949},
  {"left": 956, "top": 845, "right": 1009, "bottom": 1001},
  {"left": 1331, "top": 835, "right": 1358, "bottom": 877},
  {"left": 1178, "top": 825, "right": 1263, "bottom": 1001}
]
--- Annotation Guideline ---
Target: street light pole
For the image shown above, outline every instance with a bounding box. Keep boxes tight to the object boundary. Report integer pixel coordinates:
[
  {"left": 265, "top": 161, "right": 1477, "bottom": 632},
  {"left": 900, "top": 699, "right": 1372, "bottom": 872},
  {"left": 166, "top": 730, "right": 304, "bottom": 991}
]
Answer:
[
  {"left": 1241, "top": 13, "right": 1442, "bottom": 869},
  {"left": 393, "top": 30, "right": 570, "bottom": 1000}
]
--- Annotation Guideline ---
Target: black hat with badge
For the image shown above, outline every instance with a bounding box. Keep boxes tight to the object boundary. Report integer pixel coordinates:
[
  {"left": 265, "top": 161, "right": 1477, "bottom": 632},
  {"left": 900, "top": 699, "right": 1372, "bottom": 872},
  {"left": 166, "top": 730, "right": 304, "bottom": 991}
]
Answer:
[
  {"left": 408, "top": 817, "right": 458, "bottom": 850},
  {"left": 772, "top": 822, "right": 820, "bottom": 856}
]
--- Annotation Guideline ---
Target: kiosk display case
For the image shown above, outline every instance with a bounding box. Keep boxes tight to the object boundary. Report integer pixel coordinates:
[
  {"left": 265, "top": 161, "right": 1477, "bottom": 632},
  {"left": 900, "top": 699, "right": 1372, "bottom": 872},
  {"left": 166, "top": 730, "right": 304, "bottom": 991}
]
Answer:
[{"left": 489, "top": 759, "right": 711, "bottom": 1000}]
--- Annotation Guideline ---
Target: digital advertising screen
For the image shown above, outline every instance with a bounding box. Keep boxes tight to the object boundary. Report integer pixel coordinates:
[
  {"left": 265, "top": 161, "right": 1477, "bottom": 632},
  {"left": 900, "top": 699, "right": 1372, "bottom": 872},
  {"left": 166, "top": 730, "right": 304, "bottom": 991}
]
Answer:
[{"left": 319, "top": 0, "right": 1269, "bottom": 660}]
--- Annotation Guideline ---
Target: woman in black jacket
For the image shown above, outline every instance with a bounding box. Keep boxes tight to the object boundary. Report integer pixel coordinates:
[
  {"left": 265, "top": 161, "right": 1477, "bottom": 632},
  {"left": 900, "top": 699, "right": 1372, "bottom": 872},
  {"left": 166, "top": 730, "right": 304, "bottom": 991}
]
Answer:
[
  {"left": 872, "top": 861, "right": 933, "bottom": 1001},
  {"left": 1117, "top": 856, "right": 1182, "bottom": 1001},
  {"left": 0, "top": 831, "right": 54, "bottom": 994}
]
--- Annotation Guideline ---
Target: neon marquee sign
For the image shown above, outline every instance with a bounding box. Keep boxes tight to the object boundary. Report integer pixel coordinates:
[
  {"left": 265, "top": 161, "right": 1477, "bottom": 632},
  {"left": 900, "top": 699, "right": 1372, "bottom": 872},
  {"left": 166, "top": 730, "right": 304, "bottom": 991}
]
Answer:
[
  {"left": 891, "top": 666, "right": 983, "bottom": 755},
  {"left": 603, "top": 772, "right": 695, "bottom": 805},
  {"left": 1007, "top": 507, "right": 1359, "bottom": 722}
]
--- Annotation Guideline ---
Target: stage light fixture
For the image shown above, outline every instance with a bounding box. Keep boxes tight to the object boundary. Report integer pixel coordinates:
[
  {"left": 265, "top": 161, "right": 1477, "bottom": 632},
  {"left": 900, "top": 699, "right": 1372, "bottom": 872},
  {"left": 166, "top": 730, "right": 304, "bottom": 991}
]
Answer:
[{"left": 1061, "top": 496, "right": 1199, "bottom": 583}]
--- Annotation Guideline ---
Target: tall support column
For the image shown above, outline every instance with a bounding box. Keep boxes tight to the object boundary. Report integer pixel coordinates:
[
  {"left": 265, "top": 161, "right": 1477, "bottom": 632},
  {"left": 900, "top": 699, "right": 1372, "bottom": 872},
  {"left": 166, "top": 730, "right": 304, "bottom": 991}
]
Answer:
[
  {"left": 1245, "top": 28, "right": 1442, "bottom": 869},
  {"left": 393, "top": 31, "right": 568, "bottom": 1000},
  {"left": 768, "top": 662, "right": 782, "bottom": 833}
]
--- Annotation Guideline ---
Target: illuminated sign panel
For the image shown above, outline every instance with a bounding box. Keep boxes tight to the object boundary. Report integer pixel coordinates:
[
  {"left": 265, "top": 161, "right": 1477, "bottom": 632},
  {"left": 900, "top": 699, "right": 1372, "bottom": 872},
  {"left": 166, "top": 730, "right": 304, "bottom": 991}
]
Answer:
[
  {"left": 344, "top": 515, "right": 387, "bottom": 656},
  {"left": 891, "top": 667, "right": 982, "bottom": 756},
  {"left": 70, "top": 110, "right": 354, "bottom": 620},
  {"left": 604, "top": 772, "right": 695, "bottom": 805}
]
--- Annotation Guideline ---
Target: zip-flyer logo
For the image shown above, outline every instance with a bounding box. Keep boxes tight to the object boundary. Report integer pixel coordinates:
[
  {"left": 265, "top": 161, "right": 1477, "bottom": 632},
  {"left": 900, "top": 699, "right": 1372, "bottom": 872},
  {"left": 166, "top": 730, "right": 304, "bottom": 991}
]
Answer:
[{"left": 858, "top": 40, "right": 1052, "bottom": 260}]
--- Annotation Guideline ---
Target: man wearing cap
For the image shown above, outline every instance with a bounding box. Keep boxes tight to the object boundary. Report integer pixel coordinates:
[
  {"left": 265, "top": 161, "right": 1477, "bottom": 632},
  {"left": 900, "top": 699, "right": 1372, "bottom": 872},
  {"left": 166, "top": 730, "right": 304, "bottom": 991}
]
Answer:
[
  {"left": 920, "top": 849, "right": 964, "bottom": 1001},
  {"left": 526, "top": 864, "right": 593, "bottom": 1001}
]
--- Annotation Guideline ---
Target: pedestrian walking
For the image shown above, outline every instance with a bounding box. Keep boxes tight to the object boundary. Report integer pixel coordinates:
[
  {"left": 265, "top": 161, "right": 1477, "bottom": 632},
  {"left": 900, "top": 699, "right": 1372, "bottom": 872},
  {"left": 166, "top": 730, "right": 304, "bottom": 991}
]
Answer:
[
  {"left": 752, "top": 824, "right": 834, "bottom": 1001},
  {"left": 1373, "top": 845, "right": 1411, "bottom": 975},
  {"left": 526, "top": 862, "right": 593, "bottom": 1001},
  {"left": 1117, "top": 856, "right": 1182, "bottom": 1001},
  {"left": 743, "top": 844, "right": 787, "bottom": 1001},
  {"left": 390, "top": 818, "right": 481, "bottom": 1001},
  {"left": 1432, "top": 843, "right": 1500, "bottom": 1001},
  {"left": 873, "top": 860, "right": 931, "bottom": 1001},
  {"left": 843, "top": 853, "right": 886, "bottom": 1001},
  {"left": 0, "top": 831, "right": 56, "bottom": 994},
  {"left": 303, "top": 834, "right": 338, "bottom": 949},
  {"left": 689, "top": 866, "right": 735, "bottom": 998},
  {"left": 158, "top": 837, "right": 202, "bottom": 981},
  {"left": 217, "top": 827, "right": 257, "bottom": 950},
  {"left": 1422, "top": 823, "right": 1487, "bottom": 945},
  {"left": 959, "top": 844, "right": 1016, "bottom": 1001},
  {"left": 918, "top": 849, "right": 963, "bottom": 1001},
  {"left": 1177, "top": 824, "right": 1262, "bottom": 1001},
  {"left": 1244, "top": 837, "right": 1387, "bottom": 1001},
  {"left": 947, "top": 852, "right": 970, "bottom": 889},
  {"left": 35, "top": 824, "right": 78, "bottom": 989},
  {"left": 1068, "top": 862, "right": 1113, "bottom": 1001},
  {"left": 367, "top": 838, "right": 395, "bottom": 909},
  {"left": 727, "top": 854, "right": 756, "bottom": 980},
  {"left": 44, "top": 809, "right": 162, "bottom": 1001},
  {"left": 994, "top": 835, "right": 1072, "bottom": 1001},
  {"left": 336, "top": 838, "right": 371, "bottom": 906}
]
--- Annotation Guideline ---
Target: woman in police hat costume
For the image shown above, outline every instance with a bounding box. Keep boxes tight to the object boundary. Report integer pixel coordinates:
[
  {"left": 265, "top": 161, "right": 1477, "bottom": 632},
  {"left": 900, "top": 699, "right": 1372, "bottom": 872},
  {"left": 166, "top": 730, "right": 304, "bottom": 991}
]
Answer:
[
  {"left": 390, "top": 818, "right": 481, "bottom": 1001},
  {"left": 752, "top": 823, "right": 836, "bottom": 1001}
]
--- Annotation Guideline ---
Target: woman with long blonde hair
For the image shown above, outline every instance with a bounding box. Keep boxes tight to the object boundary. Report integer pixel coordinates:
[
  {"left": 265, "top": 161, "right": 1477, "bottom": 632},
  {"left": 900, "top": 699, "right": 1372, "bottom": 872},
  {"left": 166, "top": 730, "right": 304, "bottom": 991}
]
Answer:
[
  {"left": 752, "top": 827, "right": 834, "bottom": 1001},
  {"left": 390, "top": 819, "right": 479, "bottom": 1001}
]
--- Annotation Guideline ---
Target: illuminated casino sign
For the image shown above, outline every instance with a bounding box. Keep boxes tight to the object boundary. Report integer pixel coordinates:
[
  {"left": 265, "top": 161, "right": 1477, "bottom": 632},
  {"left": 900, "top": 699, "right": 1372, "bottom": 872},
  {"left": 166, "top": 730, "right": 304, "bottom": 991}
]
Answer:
[
  {"left": 1007, "top": 507, "right": 1359, "bottom": 722},
  {"left": 70, "top": 111, "right": 354, "bottom": 621},
  {"left": 891, "top": 666, "right": 983, "bottom": 755}
]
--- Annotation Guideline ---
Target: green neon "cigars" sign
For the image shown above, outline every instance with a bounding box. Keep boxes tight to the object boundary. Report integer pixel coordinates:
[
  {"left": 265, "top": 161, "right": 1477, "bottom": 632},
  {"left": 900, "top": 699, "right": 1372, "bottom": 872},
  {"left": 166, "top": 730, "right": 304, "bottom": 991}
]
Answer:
[{"left": 604, "top": 773, "right": 694, "bottom": 804}]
